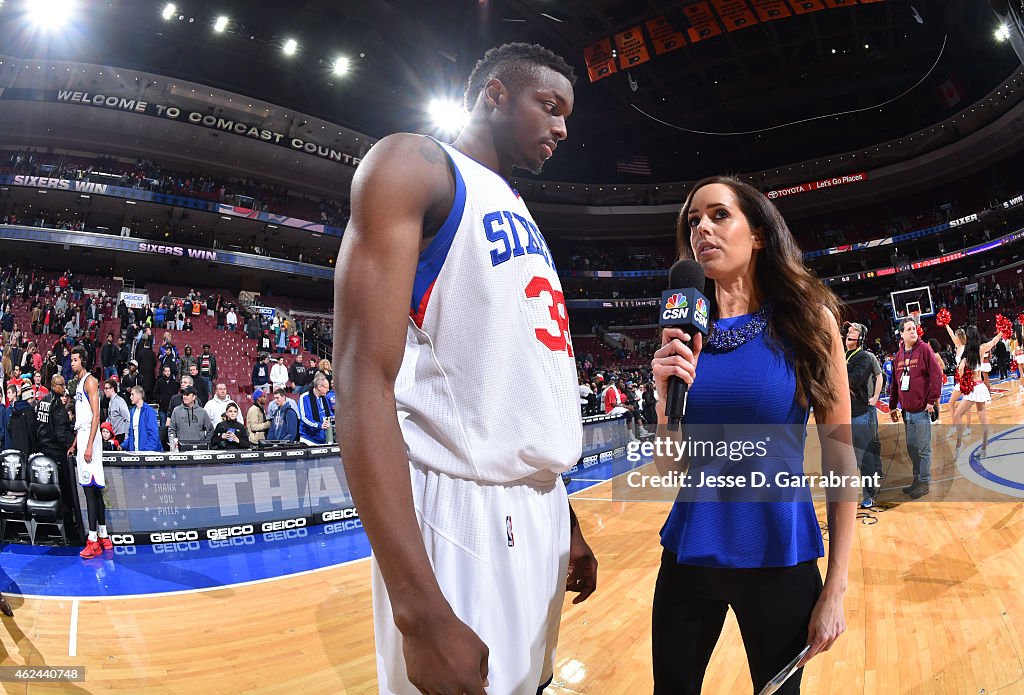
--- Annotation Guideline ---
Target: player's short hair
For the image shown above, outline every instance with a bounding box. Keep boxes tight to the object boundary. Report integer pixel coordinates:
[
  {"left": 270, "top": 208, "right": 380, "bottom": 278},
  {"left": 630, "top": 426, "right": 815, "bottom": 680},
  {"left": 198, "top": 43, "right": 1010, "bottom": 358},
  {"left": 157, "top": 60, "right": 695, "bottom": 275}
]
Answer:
[
  {"left": 71, "top": 345, "right": 89, "bottom": 364},
  {"left": 464, "top": 42, "right": 577, "bottom": 111}
]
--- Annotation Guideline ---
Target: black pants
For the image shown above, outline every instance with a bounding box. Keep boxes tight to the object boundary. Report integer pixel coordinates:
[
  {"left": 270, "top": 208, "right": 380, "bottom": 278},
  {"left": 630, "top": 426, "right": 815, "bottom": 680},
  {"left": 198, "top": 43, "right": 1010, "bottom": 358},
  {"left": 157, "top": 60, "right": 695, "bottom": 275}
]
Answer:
[{"left": 652, "top": 550, "right": 822, "bottom": 694}]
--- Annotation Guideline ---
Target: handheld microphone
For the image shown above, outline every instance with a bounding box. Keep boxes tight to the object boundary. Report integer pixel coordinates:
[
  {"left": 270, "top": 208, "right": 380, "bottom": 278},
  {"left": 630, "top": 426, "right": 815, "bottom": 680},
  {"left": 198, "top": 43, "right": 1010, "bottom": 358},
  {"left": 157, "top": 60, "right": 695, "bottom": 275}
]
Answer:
[{"left": 659, "top": 260, "right": 709, "bottom": 431}]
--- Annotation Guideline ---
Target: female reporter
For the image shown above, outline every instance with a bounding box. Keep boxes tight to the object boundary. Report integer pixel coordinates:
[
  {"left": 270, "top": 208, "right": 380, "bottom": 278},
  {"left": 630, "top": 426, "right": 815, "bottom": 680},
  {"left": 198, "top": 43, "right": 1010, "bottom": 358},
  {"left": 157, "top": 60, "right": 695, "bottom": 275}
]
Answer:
[{"left": 649, "top": 176, "right": 856, "bottom": 694}]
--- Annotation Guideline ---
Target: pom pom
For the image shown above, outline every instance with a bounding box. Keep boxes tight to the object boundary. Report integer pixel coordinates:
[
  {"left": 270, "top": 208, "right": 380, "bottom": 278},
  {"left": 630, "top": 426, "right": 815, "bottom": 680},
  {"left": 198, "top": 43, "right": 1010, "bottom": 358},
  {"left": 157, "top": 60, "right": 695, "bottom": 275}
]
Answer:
[
  {"left": 916, "top": 323, "right": 925, "bottom": 339},
  {"left": 935, "top": 307, "right": 952, "bottom": 327},
  {"left": 996, "top": 314, "right": 1013, "bottom": 340},
  {"left": 959, "top": 368, "right": 975, "bottom": 395}
]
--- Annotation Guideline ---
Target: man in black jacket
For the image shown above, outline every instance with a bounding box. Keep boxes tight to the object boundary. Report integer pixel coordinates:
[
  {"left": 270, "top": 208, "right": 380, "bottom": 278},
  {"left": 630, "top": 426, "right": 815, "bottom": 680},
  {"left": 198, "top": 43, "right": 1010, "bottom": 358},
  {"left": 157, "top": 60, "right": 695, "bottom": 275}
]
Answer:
[
  {"left": 7, "top": 383, "right": 37, "bottom": 460},
  {"left": 153, "top": 366, "right": 179, "bottom": 426},
  {"left": 101, "top": 333, "right": 118, "bottom": 380},
  {"left": 34, "top": 375, "right": 84, "bottom": 544},
  {"left": 289, "top": 358, "right": 309, "bottom": 394}
]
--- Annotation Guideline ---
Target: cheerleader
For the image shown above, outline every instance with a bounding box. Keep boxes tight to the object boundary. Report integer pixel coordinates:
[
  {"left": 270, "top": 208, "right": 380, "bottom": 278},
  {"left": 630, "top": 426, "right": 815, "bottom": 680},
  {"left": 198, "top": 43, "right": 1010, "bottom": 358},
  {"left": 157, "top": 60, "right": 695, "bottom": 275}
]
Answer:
[
  {"left": 944, "top": 323, "right": 971, "bottom": 435},
  {"left": 953, "top": 327, "right": 1003, "bottom": 458},
  {"left": 1013, "top": 335, "right": 1024, "bottom": 393}
]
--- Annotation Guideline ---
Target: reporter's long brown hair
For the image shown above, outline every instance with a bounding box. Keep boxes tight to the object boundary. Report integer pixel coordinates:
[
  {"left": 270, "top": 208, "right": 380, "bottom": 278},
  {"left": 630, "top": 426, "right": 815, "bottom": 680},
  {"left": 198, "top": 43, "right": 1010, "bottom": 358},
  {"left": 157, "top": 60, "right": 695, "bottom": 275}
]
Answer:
[{"left": 675, "top": 175, "right": 842, "bottom": 413}]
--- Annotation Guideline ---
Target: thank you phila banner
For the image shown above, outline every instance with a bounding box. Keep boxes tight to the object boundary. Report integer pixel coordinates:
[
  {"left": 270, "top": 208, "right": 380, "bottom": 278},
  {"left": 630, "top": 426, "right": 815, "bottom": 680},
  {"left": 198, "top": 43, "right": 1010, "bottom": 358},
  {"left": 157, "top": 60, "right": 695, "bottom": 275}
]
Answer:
[{"left": 0, "top": 88, "right": 363, "bottom": 168}]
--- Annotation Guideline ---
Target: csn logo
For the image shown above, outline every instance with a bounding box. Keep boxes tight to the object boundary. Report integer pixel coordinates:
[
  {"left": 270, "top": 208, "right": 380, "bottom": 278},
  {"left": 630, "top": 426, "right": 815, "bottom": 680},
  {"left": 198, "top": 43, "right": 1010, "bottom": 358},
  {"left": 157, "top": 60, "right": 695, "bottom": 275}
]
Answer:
[
  {"left": 695, "top": 297, "right": 708, "bottom": 321},
  {"left": 662, "top": 291, "right": 691, "bottom": 321}
]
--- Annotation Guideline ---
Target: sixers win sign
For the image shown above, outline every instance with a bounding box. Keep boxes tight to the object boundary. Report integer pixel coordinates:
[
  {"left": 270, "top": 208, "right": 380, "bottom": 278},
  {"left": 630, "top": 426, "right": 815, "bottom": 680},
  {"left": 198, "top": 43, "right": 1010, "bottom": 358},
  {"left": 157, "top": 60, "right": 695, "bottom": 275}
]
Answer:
[{"left": 658, "top": 288, "right": 710, "bottom": 333}]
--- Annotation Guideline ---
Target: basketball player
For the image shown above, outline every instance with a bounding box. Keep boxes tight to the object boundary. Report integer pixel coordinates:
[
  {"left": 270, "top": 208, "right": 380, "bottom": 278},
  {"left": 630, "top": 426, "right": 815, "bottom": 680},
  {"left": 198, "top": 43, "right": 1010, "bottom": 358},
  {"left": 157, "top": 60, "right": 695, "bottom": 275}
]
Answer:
[
  {"left": 68, "top": 346, "right": 111, "bottom": 559},
  {"left": 333, "top": 43, "right": 597, "bottom": 695}
]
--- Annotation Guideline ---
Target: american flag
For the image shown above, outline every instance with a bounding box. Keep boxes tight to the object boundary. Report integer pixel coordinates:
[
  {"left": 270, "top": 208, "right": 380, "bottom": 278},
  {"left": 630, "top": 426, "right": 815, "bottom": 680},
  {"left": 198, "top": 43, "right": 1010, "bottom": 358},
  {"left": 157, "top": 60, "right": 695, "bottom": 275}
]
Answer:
[{"left": 616, "top": 154, "right": 651, "bottom": 176}]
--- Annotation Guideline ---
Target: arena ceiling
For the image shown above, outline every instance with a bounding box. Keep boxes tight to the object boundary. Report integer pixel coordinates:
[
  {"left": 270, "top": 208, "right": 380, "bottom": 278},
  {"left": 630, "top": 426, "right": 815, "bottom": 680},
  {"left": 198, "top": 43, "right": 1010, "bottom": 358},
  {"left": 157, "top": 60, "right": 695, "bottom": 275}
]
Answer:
[{"left": 0, "top": 0, "right": 1019, "bottom": 183}]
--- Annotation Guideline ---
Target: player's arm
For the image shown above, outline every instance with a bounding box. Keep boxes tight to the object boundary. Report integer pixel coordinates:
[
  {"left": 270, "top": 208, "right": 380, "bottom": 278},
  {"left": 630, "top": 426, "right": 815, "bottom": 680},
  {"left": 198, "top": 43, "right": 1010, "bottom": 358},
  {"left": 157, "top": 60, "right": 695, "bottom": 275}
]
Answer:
[
  {"left": 799, "top": 306, "right": 855, "bottom": 666},
  {"left": 85, "top": 375, "right": 100, "bottom": 463},
  {"left": 333, "top": 134, "right": 489, "bottom": 694}
]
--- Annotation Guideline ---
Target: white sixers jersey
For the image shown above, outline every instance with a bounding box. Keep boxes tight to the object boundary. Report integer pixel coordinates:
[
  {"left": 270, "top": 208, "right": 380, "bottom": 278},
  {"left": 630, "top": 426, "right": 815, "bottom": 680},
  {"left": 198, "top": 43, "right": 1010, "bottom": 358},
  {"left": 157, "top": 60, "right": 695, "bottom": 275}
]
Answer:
[
  {"left": 394, "top": 140, "right": 582, "bottom": 484},
  {"left": 74, "top": 374, "right": 94, "bottom": 431}
]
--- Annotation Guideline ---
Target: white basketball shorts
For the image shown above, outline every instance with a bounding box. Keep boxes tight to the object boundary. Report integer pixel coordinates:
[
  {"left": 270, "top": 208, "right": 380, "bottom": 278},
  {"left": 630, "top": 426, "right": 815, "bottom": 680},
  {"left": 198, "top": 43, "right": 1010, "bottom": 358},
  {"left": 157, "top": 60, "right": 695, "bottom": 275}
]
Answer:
[
  {"left": 373, "top": 462, "right": 570, "bottom": 695},
  {"left": 76, "top": 429, "right": 105, "bottom": 487}
]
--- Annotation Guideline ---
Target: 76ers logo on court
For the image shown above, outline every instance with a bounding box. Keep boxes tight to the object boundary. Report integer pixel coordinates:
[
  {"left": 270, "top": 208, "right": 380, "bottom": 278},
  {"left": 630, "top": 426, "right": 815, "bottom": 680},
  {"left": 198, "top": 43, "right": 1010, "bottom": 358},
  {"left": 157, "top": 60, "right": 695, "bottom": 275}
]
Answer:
[
  {"left": 525, "top": 276, "right": 573, "bottom": 356},
  {"left": 506, "top": 516, "right": 515, "bottom": 547}
]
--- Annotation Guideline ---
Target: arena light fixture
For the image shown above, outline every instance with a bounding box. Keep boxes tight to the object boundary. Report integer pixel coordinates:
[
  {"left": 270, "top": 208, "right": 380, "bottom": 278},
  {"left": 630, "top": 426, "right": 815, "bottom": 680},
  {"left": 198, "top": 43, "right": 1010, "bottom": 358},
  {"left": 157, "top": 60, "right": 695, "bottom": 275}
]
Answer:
[
  {"left": 28, "top": 0, "right": 74, "bottom": 30},
  {"left": 213, "top": 15, "right": 228, "bottom": 33},
  {"left": 995, "top": 24, "right": 1011, "bottom": 42},
  {"left": 161, "top": 3, "right": 176, "bottom": 21},
  {"left": 282, "top": 38, "right": 298, "bottom": 56},
  {"left": 333, "top": 55, "right": 350, "bottom": 76},
  {"left": 428, "top": 98, "right": 468, "bottom": 134}
]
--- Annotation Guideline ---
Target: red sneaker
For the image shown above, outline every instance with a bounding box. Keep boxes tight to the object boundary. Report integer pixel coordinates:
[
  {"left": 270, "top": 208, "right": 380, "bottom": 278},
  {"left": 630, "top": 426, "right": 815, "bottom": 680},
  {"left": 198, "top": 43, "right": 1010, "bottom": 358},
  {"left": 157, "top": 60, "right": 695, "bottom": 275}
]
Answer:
[
  {"left": 80, "top": 540, "right": 102, "bottom": 559},
  {"left": 99, "top": 536, "right": 113, "bottom": 551}
]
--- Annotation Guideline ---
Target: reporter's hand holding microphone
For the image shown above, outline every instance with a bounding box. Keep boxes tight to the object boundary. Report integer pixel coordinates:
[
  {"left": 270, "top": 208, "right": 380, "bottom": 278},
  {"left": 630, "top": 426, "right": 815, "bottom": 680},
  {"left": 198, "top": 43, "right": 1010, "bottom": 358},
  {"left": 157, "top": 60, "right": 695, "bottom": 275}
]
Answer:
[{"left": 652, "top": 260, "right": 709, "bottom": 430}]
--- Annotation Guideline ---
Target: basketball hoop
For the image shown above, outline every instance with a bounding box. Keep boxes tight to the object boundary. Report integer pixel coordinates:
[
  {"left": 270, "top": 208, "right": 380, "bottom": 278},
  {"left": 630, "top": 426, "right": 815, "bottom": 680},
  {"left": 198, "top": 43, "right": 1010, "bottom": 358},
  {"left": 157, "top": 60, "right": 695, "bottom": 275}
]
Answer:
[{"left": 910, "top": 310, "right": 922, "bottom": 326}]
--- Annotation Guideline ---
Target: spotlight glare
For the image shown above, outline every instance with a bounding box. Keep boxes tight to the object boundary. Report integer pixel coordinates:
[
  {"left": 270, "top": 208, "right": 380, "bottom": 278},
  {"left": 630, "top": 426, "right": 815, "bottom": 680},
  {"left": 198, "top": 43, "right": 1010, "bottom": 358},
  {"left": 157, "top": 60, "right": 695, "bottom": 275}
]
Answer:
[
  {"left": 282, "top": 38, "right": 298, "bottom": 55},
  {"left": 995, "top": 24, "right": 1011, "bottom": 42},
  {"left": 333, "top": 55, "right": 350, "bottom": 75},
  {"left": 29, "top": 0, "right": 74, "bottom": 29},
  {"left": 213, "top": 15, "right": 228, "bottom": 33},
  {"left": 161, "top": 3, "right": 176, "bottom": 21},
  {"left": 428, "top": 98, "right": 468, "bottom": 134}
]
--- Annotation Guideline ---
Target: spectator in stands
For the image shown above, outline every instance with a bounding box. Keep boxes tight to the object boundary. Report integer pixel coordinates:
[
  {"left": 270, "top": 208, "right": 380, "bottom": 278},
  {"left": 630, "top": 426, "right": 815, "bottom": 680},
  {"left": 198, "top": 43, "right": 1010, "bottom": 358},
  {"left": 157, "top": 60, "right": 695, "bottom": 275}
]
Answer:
[
  {"left": 168, "top": 386, "right": 214, "bottom": 450},
  {"left": 212, "top": 402, "right": 250, "bottom": 450},
  {"left": 267, "top": 389, "right": 299, "bottom": 442},
  {"left": 276, "top": 327, "right": 287, "bottom": 354},
  {"left": 183, "top": 317, "right": 193, "bottom": 331},
  {"left": 602, "top": 378, "right": 647, "bottom": 440},
  {"left": 288, "top": 331, "right": 301, "bottom": 356},
  {"left": 246, "top": 389, "right": 271, "bottom": 444},
  {"left": 0, "top": 384, "right": 16, "bottom": 445},
  {"left": 298, "top": 374, "right": 333, "bottom": 445},
  {"left": 165, "top": 375, "right": 191, "bottom": 429},
  {"left": 578, "top": 377, "right": 592, "bottom": 416},
  {"left": 153, "top": 365, "right": 179, "bottom": 427},
  {"left": 158, "top": 333, "right": 180, "bottom": 378},
  {"left": 120, "top": 359, "right": 142, "bottom": 399},
  {"left": 116, "top": 335, "right": 131, "bottom": 375},
  {"left": 7, "top": 383, "right": 38, "bottom": 458},
  {"left": 289, "top": 357, "right": 310, "bottom": 394},
  {"left": 125, "top": 385, "right": 161, "bottom": 452},
  {"left": 103, "top": 379, "right": 130, "bottom": 445},
  {"left": 198, "top": 343, "right": 217, "bottom": 394},
  {"left": 101, "top": 333, "right": 118, "bottom": 379},
  {"left": 99, "top": 422, "right": 121, "bottom": 452},
  {"left": 316, "top": 358, "right": 333, "bottom": 389},
  {"left": 179, "top": 344, "right": 196, "bottom": 377},
  {"left": 258, "top": 329, "right": 273, "bottom": 355},
  {"left": 226, "top": 307, "right": 238, "bottom": 332},
  {"left": 270, "top": 357, "right": 288, "bottom": 392},
  {"left": 28, "top": 371, "right": 49, "bottom": 402},
  {"left": 251, "top": 354, "right": 271, "bottom": 393},
  {"left": 187, "top": 363, "right": 209, "bottom": 404},
  {"left": 136, "top": 335, "right": 157, "bottom": 399},
  {"left": 206, "top": 383, "right": 242, "bottom": 424}
]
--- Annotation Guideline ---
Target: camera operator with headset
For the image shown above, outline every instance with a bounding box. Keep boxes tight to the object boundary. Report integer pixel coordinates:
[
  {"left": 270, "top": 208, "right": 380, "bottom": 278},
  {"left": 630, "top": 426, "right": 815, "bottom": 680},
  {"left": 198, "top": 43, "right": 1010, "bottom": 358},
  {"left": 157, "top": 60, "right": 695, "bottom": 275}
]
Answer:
[{"left": 844, "top": 322, "right": 883, "bottom": 508}]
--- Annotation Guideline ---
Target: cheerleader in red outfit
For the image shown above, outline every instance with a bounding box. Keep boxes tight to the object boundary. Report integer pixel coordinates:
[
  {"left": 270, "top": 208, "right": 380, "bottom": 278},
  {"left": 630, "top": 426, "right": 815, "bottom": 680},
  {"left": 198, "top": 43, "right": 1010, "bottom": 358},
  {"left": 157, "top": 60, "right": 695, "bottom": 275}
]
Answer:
[{"left": 953, "top": 327, "right": 1003, "bottom": 458}]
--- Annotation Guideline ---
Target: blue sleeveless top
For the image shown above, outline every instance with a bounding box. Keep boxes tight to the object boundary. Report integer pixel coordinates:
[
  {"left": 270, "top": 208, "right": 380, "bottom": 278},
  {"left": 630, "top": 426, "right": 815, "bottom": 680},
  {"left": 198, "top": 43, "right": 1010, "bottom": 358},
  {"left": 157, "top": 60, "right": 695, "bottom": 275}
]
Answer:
[{"left": 660, "top": 312, "right": 825, "bottom": 568}]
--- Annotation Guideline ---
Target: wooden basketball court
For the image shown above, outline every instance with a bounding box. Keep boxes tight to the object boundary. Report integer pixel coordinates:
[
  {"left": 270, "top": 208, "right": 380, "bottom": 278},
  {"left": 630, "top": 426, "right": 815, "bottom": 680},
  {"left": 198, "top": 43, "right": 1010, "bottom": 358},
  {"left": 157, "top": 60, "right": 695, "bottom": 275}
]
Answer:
[{"left": 3, "top": 389, "right": 1024, "bottom": 694}]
